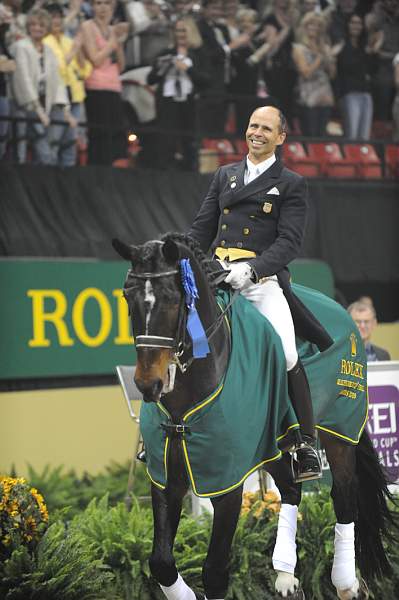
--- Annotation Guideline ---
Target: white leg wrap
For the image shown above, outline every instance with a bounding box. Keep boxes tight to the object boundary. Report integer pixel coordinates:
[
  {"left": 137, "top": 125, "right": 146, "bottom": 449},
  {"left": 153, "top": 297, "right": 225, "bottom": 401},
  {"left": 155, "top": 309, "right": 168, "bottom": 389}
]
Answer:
[
  {"left": 160, "top": 573, "right": 196, "bottom": 600},
  {"left": 331, "top": 522, "right": 357, "bottom": 592},
  {"left": 272, "top": 503, "right": 298, "bottom": 574}
]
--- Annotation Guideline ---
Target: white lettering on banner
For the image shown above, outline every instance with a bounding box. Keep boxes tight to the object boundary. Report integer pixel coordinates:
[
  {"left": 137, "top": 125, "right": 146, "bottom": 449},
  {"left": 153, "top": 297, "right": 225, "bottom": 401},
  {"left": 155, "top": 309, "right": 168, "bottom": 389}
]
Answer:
[
  {"left": 378, "top": 450, "right": 399, "bottom": 468},
  {"left": 368, "top": 402, "right": 397, "bottom": 435}
]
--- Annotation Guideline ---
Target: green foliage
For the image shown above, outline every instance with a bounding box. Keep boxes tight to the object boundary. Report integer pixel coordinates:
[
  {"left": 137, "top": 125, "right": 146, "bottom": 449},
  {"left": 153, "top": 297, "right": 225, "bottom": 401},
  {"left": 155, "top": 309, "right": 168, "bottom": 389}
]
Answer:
[
  {"left": 296, "top": 488, "right": 337, "bottom": 600},
  {"left": 69, "top": 494, "right": 160, "bottom": 600},
  {"left": 0, "top": 521, "right": 115, "bottom": 600},
  {"left": 3, "top": 463, "right": 399, "bottom": 600},
  {"left": 20, "top": 461, "right": 150, "bottom": 519}
]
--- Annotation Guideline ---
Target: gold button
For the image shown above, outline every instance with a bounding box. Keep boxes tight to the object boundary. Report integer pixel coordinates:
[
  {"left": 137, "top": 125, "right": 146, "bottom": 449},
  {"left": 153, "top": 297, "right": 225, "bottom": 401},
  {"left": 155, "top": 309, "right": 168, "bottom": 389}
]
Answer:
[
  {"left": 243, "top": 228, "right": 250, "bottom": 235},
  {"left": 237, "top": 242, "right": 243, "bottom": 248},
  {"left": 221, "top": 224, "right": 227, "bottom": 230},
  {"left": 223, "top": 208, "right": 230, "bottom": 214},
  {"left": 221, "top": 240, "right": 226, "bottom": 246}
]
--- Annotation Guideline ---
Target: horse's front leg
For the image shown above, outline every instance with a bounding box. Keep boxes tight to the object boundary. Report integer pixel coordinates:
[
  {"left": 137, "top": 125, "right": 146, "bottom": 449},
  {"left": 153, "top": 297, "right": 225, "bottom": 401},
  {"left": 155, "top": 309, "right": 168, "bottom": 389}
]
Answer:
[
  {"left": 149, "top": 482, "right": 197, "bottom": 600},
  {"left": 202, "top": 485, "right": 243, "bottom": 600},
  {"left": 267, "top": 453, "right": 304, "bottom": 599}
]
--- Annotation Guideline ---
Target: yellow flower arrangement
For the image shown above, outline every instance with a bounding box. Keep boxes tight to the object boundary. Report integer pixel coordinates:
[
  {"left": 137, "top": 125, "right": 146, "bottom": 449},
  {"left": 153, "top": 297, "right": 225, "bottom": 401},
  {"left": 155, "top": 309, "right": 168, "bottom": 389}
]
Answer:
[
  {"left": 241, "top": 490, "right": 281, "bottom": 518},
  {"left": 0, "top": 476, "right": 49, "bottom": 558}
]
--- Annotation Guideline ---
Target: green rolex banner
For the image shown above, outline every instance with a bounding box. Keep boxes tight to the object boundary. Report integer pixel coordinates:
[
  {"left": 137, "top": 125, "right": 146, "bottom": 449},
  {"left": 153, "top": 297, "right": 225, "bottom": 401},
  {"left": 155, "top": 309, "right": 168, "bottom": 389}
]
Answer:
[{"left": 141, "top": 285, "right": 367, "bottom": 498}]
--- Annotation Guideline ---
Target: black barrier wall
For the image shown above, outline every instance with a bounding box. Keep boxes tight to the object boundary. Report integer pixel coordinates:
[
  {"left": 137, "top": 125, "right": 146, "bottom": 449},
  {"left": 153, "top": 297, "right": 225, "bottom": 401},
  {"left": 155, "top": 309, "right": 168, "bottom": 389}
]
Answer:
[{"left": 1, "top": 165, "right": 398, "bottom": 320}]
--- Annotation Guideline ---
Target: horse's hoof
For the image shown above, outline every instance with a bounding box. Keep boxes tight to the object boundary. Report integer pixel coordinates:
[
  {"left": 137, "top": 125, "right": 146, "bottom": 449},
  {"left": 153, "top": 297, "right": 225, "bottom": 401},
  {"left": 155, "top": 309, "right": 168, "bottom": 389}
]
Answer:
[
  {"left": 276, "top": 588, "right": 305, "bottom": 600},
  {"left": 337, "top": 578, "right": 369, "bottom": 600}
]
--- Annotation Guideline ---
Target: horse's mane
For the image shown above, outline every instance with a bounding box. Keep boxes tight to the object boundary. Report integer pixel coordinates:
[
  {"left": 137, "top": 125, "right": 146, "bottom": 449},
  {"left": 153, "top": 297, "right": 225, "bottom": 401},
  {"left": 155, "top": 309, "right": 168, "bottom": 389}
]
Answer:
[{"left": 161, "top": 232, "right": 219, "bottom": 290}]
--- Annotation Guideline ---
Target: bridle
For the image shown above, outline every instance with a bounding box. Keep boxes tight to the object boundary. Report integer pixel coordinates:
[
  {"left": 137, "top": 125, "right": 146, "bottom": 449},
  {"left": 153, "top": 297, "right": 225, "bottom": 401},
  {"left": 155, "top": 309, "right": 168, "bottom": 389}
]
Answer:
[
  {"left": 123, "top": 267, "right": 238, "bottom": 373},
  {"left": 124, "top": 269, "right": 180, "bottom": 351}
]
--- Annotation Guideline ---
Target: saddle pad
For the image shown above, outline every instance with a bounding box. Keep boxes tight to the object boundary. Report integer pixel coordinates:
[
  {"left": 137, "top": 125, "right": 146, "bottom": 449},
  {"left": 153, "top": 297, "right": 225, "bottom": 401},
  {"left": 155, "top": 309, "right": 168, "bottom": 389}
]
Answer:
[
  {"left": 292, "top": 283, "right": 368, "bottom": 443},
  {"left": 140, "top": 285, "right": 367, "bottom": 497}
]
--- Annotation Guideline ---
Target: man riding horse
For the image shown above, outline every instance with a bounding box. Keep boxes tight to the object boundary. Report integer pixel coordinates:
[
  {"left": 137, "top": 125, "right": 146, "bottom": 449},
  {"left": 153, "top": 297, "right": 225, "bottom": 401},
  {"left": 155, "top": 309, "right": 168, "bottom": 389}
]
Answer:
[{"left": 189, "top": 105, "right": 333, "bottom": 482}]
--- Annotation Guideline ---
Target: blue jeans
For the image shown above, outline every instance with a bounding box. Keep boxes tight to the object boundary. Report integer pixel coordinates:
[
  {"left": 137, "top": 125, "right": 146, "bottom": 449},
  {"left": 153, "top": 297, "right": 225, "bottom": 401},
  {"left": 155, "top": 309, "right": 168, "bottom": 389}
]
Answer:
[
  {"left": 13, "top": 104, "right": 55, "bottom": 165},
  {"left": 49, "top": 103, "right": 81, "bottom": 167},
  {"left": 341, "top": 92, "right": 373, "bottom": 140},
  {"left": 0, "top": 95, "right": 10, "bottom": 160}
]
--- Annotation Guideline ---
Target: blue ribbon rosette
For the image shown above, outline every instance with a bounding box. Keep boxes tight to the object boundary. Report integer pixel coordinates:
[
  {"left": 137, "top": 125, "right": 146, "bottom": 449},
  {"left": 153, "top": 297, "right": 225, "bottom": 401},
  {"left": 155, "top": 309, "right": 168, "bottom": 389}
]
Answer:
[{"left": 179, "top": 258, "right": 210, "bottom": 358}]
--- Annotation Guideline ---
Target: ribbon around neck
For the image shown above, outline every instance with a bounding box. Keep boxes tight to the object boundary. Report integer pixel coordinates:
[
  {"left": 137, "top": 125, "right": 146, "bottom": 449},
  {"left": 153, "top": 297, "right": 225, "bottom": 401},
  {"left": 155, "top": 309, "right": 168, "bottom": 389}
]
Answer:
[{"left": 179, "top": 258, "right": 210, "bottom": 358}]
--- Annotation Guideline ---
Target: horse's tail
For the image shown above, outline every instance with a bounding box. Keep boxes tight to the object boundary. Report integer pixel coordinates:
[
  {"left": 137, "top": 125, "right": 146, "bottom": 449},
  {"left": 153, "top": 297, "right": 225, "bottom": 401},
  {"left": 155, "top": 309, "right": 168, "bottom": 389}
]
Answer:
[{"left": 355, "top": 430, "right": 399, "bottom": 579}]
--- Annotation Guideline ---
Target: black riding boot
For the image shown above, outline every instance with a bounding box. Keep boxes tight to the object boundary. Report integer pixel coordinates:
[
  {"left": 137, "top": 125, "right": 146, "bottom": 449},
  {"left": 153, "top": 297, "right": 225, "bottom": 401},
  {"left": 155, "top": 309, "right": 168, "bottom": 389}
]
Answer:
[{"left": 288, "top": 359, "right": 322, "bottom": 482}]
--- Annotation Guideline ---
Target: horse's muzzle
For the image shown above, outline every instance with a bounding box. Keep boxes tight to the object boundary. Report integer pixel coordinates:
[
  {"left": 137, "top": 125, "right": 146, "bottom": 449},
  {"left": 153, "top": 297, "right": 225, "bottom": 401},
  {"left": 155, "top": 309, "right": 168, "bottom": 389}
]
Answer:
[{"left": 135, "top": 377, "right": 164, "bottom": 403}]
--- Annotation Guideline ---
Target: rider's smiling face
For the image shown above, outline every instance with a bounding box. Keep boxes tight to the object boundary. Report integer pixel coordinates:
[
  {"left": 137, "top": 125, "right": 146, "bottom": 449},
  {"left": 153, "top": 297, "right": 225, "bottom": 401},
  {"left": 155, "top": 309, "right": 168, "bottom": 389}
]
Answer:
[{"left": 245, "top": 106, "right": 286, "bottom": 164}]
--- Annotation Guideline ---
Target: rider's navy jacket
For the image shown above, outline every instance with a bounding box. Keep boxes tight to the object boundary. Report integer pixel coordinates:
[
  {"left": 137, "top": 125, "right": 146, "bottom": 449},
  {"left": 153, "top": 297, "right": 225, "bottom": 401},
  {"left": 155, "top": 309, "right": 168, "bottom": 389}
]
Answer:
[
  {"left": 189, "top": 156, "right": 333, "bottom": 351},
  {"left": 189, "top": 157, "right": 306, "bottom": 280}
]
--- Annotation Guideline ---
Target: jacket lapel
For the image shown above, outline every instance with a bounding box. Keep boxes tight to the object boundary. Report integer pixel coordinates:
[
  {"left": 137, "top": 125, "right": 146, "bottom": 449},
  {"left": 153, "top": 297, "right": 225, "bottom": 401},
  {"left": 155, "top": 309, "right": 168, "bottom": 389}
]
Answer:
[
  {"left": 230, "top": 158, "right": 284, "bottom": 205},
  {"left": 219, "top": 160, "right": 246, "bottom": 208}
]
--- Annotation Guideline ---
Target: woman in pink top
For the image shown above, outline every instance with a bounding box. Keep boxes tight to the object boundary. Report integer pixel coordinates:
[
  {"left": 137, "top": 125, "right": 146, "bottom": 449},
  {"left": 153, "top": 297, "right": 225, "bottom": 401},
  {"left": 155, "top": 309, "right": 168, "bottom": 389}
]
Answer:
[{"left": 81, "top": 0, "right": 128, "bottom": 164}]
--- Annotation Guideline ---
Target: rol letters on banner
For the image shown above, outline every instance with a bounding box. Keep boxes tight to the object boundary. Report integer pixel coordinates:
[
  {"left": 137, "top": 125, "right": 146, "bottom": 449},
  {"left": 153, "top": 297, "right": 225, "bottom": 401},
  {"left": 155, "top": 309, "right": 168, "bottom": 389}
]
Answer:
[{"left": 0, "top": 260, "right": 136, "bottom": 379}]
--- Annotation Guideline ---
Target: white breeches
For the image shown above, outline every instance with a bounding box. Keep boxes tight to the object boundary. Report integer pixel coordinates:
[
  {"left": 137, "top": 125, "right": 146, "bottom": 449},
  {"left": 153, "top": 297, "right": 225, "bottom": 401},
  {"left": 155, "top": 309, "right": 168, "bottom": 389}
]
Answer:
[{"left": 240, "top": 277, "right": 298, "bottom": 371}]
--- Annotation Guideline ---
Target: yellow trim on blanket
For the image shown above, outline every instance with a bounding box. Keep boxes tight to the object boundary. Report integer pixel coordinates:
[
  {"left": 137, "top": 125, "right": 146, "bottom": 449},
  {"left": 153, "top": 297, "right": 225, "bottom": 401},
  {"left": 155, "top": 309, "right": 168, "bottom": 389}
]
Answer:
[
  {"left": 183, "top": 381, "right": 224, "bottom": 422},
  {"left": 316, "top": 386, "right": 369, "bottom": 444},
  {"left": 146, "top": 468, "right": 166, "bottom": 490},
  {"left": 182, "top": 439, "right": 282, "bottom": 498},
  {"left": 276, "top": 423, "right": 300, "bottom": 441},
  {"left": 164, "top": 436, "right": 169, "bottom": 477}
]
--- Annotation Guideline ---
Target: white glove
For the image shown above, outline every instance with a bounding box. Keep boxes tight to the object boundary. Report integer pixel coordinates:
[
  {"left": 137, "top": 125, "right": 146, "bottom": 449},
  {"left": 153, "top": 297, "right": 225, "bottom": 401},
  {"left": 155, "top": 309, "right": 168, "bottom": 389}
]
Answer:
[{"left": 224, "top": 262, "right": 253, "bottom": 290}]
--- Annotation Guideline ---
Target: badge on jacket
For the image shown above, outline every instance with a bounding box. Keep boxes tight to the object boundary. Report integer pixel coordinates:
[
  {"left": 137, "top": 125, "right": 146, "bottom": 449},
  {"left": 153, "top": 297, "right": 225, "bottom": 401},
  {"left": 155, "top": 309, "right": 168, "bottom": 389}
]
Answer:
[{"left": 263, "top": 202, "right": 273, "bottom": 213}]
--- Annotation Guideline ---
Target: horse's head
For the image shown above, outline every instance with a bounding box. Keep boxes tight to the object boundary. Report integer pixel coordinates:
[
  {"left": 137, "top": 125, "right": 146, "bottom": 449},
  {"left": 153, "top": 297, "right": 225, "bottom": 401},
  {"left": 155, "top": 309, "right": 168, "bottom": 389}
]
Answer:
[{"left": 113, "top": 236, "right": 185, "bottom": 402}]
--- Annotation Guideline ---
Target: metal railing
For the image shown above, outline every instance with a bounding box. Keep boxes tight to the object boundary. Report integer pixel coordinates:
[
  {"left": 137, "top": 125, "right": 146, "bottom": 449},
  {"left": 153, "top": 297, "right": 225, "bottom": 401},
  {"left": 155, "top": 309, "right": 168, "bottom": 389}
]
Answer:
[{"left": 0, "top": 91, "right": 398, "bottom": 179}]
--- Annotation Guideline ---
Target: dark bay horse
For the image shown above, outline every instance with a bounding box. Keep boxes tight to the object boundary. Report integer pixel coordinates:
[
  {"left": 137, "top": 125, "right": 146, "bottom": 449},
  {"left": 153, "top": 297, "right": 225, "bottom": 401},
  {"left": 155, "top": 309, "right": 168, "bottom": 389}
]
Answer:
[{"left": 112, "top": 233, "right": 397, "bottom": 600}]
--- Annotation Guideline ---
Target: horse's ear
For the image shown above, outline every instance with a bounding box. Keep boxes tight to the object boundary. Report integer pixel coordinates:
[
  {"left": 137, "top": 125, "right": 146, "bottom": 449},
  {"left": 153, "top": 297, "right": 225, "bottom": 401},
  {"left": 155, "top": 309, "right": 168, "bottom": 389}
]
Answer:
[
  {"left": 162, "top": 239, "right": 180, "bottom": 264},
  {"left": 112, "top": 238, "right": 139, "bottom": 262}
]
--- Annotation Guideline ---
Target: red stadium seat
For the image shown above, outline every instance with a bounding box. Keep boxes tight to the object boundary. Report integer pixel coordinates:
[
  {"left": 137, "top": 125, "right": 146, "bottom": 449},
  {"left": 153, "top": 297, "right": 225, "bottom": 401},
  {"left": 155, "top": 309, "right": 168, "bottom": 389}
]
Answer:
[
  {"left": 282, "top": 142, "right": 321, "bottom": 177},
  {"left": 307, "top": 142, "right": 358, "bottom": 178},
  {"left": 343, "top": 144, "right": 382, "bottom": 179},
  {"left": 77, "top": 138, "right": 88, "bottom": 166},
  {"left": 233, "top": 139, "right": 249, "bottom": 158},
  {"left": 202, "top": 138, "right": 242, "bottom": 165},
  {"left": 385, "top": 144, "right": 399, "bottom": 179}
]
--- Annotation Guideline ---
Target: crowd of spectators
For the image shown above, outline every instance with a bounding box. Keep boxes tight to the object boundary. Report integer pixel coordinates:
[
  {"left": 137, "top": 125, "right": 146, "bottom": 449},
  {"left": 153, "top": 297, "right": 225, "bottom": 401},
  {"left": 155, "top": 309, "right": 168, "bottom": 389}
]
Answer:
[{"left": 0, "top": 0, "right": 398, "bottom": 168}]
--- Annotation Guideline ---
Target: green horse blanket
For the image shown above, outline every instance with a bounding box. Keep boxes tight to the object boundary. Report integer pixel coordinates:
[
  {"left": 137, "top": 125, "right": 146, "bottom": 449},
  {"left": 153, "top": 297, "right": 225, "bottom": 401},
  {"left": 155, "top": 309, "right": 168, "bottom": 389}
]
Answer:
[{"left": 140, "top": 284, "right": 368, "bottom": 497}]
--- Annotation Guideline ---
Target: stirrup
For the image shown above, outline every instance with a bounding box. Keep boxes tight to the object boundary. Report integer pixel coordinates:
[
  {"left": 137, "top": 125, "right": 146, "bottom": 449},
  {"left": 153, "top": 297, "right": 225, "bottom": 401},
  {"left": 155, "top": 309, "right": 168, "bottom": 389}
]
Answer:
[{"left": 290, "top": 440, "right": 322, "bottom": 483}]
